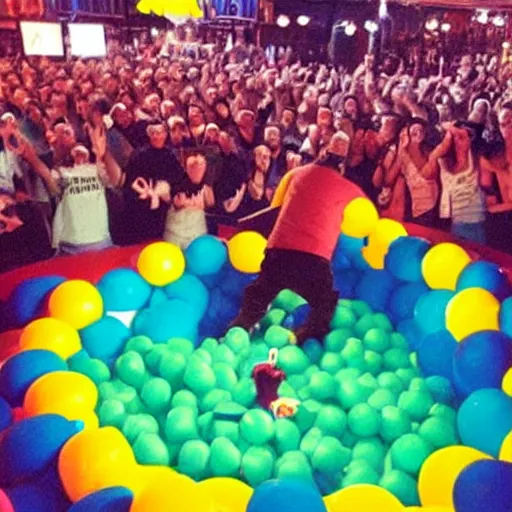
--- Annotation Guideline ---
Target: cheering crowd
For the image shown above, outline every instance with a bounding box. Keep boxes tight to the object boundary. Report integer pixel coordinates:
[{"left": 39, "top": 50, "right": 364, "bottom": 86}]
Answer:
[{"left": 1, "top": 33, "right": 512, "bottom": 272}]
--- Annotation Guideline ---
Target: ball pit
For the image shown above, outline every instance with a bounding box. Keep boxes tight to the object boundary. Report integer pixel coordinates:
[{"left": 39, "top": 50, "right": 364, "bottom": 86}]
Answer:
[{"left": 0, "top": 197, "right": 511, "bottom": 512}]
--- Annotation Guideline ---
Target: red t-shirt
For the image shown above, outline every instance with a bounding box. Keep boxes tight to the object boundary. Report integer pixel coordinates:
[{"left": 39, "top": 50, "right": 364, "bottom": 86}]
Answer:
[{"left": 268, "top": 163, "right": 366, "bottom": 260}]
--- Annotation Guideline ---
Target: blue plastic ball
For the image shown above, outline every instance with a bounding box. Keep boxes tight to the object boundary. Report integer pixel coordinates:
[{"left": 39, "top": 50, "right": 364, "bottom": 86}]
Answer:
[
  {"left": 3, "top": 276, "right": 65, "bottom": 328},
  {"left": 501, "top": 297, "right": 512, "bottom": 338},
  {"left": 185, "top": 235, "right": 227, "bottom": 276},
  {"left": 80, "top": 316, "right": 130, "bottom": 363},
  {"left": 0, "top": 396, "right": 12, "bottom": 433},
  {"left": 417, "top": 330, "right": 457, "bottom": 381},
  {"left": 0, "top": 350, "right": 68, "bottom": 407},
  {"left": 247, "top": 479, "right": 327, "bottom": 512},
  {"left": 148, "top": 288, "right": 168, "bottom": 308},
  {"left": 414, "top": 290, "right": 455, "bottom": 336},
  {"left": 6, "top": 483, "right": 59, "bottom": 512},
  {"left": 0, "top": 414, "right": 83, "bottom": 487},
  {"left": 388, "top": 281, "right": 429, "bottom": 323},
  {"left": 164, "top": 273, "right": 210, "bottom": 318},
  {"left": 385, "top": 237, "right": 431, "bottom": 282},
  {"left": 355, "top": 269, "right": 396, "bottom": 311},
  {"left": 457, "top": 389, "right": 512, "bottom": 457},
  {"left": 333, "top": 235, "right": 364, "bottom": 270},
  {"left": 97, "top": 268, "right": 152, "bottom": 311},
  {"left": 133, "top": 299, "right": 200, "bottom": 344},
  {"left": 283, "top": 304, "right": 311, "bottom": 330},
  {"left": 454, "top": 459, "right": 512, "bottom": 512},
  {"left": 68, "top": 487, "right": 134, "bottom": 512},
  {"left": 334, "top": 269, "right": 360, "bottom": 299},
  {"left": 396, "top": 318, "right": 423, "bottom": 350},
  {"left": 457, "top": 261, "right": 511, "bottom": 301},
  {"left": 453, "top": 331, "right": 512, "bottom": 398}
]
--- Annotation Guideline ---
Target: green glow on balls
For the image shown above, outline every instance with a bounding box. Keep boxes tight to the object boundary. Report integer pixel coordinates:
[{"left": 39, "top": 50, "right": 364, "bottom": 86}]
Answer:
[
  {"left": 178, "top": 439, "right": 210, "bottom": 480},
  {"left": 209, "top": 437, "right": 242, "bottom": 476},
  {"left": 242, "top": 446, "right": 275, "bottom": 487},
  {"left": 390, "top": 433, "right": 433, "bottom": 475},
  {"left": 240, "top": 409, "right": 275, "bottom": 445},
  {"left": 348, "top": 403, "right": 381, "bottom": 437},
  {"left": 133, "top": 432, "right": 170, "bottom": 466}
]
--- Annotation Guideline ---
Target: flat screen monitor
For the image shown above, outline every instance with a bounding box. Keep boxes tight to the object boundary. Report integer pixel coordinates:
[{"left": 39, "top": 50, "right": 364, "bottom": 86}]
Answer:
[
  {"left": 20, "top": 21, "right": 64, "bottom": 57},
  {"left": 210, "top": 0, "right": 257, "bottom": 19},
  {"left": 69, "top": 23, "right": 107, "bottom": 58}
]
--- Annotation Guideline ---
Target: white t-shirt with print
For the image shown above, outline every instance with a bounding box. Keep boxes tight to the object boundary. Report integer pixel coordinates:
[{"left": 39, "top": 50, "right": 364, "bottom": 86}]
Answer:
[{"left": 0, "top": 150, "right": 23, "bottom": 194}]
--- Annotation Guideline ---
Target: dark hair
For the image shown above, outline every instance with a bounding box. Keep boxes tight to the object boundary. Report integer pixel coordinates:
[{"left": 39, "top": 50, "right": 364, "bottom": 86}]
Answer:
[{"left": 91, "top": 97, "right": 112, "bottom": 116}]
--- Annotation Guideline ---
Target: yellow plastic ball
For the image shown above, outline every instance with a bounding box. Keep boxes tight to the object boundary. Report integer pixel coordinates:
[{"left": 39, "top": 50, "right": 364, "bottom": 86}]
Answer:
[
  {"left": 24, "top": 371, "right": 98, "bottom": 423},
  {"left": 324, "top": 484, "right": 404, "bottom": 512},
  {"left": 421, "top": 243, "right": 471, "bottom": 291},
  {"left": 499, "top": 429, "right": 512, "bottom": 462},
  {"left": 418, "top": 446, "right": 491, "bottom": 508},
  {"left": 137, "top": 241, "right": 186, "bottom": 286},
  {"left": 131, "top": 473, "right": 215, "bottom": 512},
  {"left": 58, "top": 426, "right": 137, "bottom": 502},
  {"left": 19, "top": 317, "right": 82, "bottom": 359},
  {"left": 49, "top": 280, "right": 103, "bottom": 330},
  {"left": 341, "top": 198, "right": 379, "bottom": 238},
  {"left": 227, "top": 231, "right": 267, "bottom": 274},
  {"left": 197, "top": 478, "right": 253, "bottom": 512},
  {"left": 367, "top": 218, "right": 408, "bottom": 250},
  {"left": 406, "top": 508, "right": 454, "bottom": 512},
  {"left": 362, "top": 243, "right": 388, "bottom": 270},
  {"left": 446, "top": 287, "right": 500, "bottom": 341},
  {"left": 503, "top": 368, "right": 512, "bottom": 397}
]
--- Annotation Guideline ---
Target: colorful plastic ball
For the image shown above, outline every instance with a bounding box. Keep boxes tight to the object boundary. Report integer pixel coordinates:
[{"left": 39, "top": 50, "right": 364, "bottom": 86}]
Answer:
[
  {"left": 0, "top": 350, "right": 67, "bottom": 407},
  {"left": 0, "top": 490, "right": 13, "bottom": 512},
  {"left": 503, "top": 368, "right": 512, "bottom": 397},
  {"left": 446, "top": 288, "right": 500, "bottom": 342},
  {"left": 333, "top": 269, "right": 360, "bottom": 298},
  {"left": 133, "top": 433, "right": 170, "bottom": 466},
  {"left": 422, "top": 243, "right": 471, "bottom": 291},
  {"left": 0, "top": 414, "right": 82, "bottom": 487},
  {"left": 414, "top": 291, "right": 455, "bottom": 336},
  {"left": 80, "top": 316, "right": 130, "bottom": 363},
  {"left": 240, "top": 409, "right": 275, "bottom": 445},
  {"left": 418, "top": 445, "right": 492, "bottom": 508},
  {"left": 361, "top": 244, "right": 388, "bottom": 270},
  {"left": 137, "top": 241, "right": 186, "bottom": 286},
  {"left": 4, "top": 276, "right": 66, "bottom": 328},
  {"left": 457, "top": 389, "right": 512, "bottom": 457},
  {"left": 457, "top": 260, "right": 511, "bottom": 301},
  {"left": 355, "top": 270, "right": 396, "bottom": 312},
  {"left": 97, "top": 268, "right": 152, "bottom": 311},
  {"left": 0, "top": 396, "right": 12, "bottom": 432},
  {"left": 388, "top": 282, "right": 429, "bottom": 323},
  {"left": 248, "top": 478, "right": 327, "bottom": 512},
  {"left": 185, "top": 235, "right": 227, "bottom": 276},
  {"left": 325, "top": 484, "right": 404, "bottom": 512},
  {"left": 379, "top": 470, "right": 419, "bottom": 506},
  {"left": 390, "top": 433, "right": 433, "bottom": 476},
  {"left": 58, "top": 426, "right": 137, "bottom": 502},
  {"left": 164, "top": 273, "right": 210, "bottom": 318},
  {"left": 386, "top": 237, "right": 431, "bottom": 282},
  {"left": 416, "top": 330, "right": 457, "bottom": 380},
  {"left": 501, "top": 297, "right": 512, "bottom": 338},
  {"left": 227, "top": 231, "right": 267, "bottom": 274},
  {"left": 197, "top": 477, "right": 253, "bottom": 512},
  {"left": 23, "top": 371, "right": 98, "bottom": 424},
  {"left": 453, "top": 331, "right": 512, "bottom": 397},
  {"left": 395, "top": 319, "right": 423, "bottom": 351},
  {"left": 453, "top": 459, "right": 512, "bottom": 512},
  {"left": 68, "top": 486, "right": 134, "bottom": 512},
  {"left": 48, "top": 280, "right": 103, "bottom": 330},
  {"left": 5, "top": 482, "right": 67, "bottom": 512},
  {"left": 367, "top": 218, "right": 408, "bottom": 250},
  {"left": 341, "top": 197, "right": 379, "bottom": 238},
  {"left": 19, "top": 317, "right": 82, "bottom": 360}
]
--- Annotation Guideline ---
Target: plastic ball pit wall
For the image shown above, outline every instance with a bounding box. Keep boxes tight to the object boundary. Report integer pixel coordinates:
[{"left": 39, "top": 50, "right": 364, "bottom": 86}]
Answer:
[{"left": 0, "top": 202, "right": 511, "bottom": 512}]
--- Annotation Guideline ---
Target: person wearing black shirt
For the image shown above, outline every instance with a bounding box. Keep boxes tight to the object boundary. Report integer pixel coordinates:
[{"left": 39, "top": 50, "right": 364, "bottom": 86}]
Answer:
[{"left": 111, "top": 104, "right": 149, "bottom": 148}]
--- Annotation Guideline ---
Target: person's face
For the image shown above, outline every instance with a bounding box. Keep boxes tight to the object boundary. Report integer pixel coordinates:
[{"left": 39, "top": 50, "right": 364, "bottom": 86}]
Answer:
[
  {"left": 499, "top": 108, "right": 512, "bottom": 141},
  {"left": 215, "top": 103, "right": 229, "bottom": 120},
  {"left": 71, "top": 146, "right": 90, "bottom": 165},
  {"left": 281, "top": 109, "right": 295, "bottom": 128},
  {"left": 264, "top": 127, "right": 281, "bottom": 151},
  {"left": 185, "top": 154, "right": 207, "bottom": 183},
  {"left": 121, "top": 93, "right": 135, "bottom": 110},
  {"left": 452, "top": 126, "right": 471, "bottom": 153},
  {"left": 105, "top": 77, "right": 118, "bottom": 95},
  {"left": 113, "top": 108, "right": 133, "bottom": 129},
  {"left": 188, "top": 106, "right": 204, "bottom": 126},
  {"left": 26, "top": 104, "right": 42, "bottom": 125},
  {"left": 255, "top": 146, "right": 271, "bottom": 172},
  {"left": 218, "top": 81, "right": 230, "bottom": 98},
  {"left": 218, "top": 132, "right": 234, "bottom": 153},
  {"left": 344, "top": 98, "right": 358, "bottom": 120},
  {"left": 380, "top": 116, "right": 399, "bottom": 142},
  {"left": 145, "top": 94, "right": 160, "bottom": 114},
  {"left": 54, "top": 123, "right": 76, "bottom": 149},
  {"left": 13, "top": 89, "right": 28, "bottom": 109},
  {"left": 238, "top": 111, "right": 255, "bottom": 129},
  {"left": 161, "top": 101, "right": 177, "bottom": 120},
  {"left": 470, "top": 101, "right": 488, "bottom": 124},
  {"left": 170, "top": 122, "right": 188, "bottom": 145},
  {"left": 409, "top": 123, "right": 426, "bottom": 145},
  {"left": 304, "top": 88, "right": 318, "bottom": 107},
  {"left": 329, "top": 135, "right": 350, "bottom": 159},
  {"left": 205, "top": 87, "right": 218, "bottom": 106},
  {"left": 317, "top": 109, "right": 332, "bottom": 129},
  {"left": 205, "top": 126, "right": 220, "bottom": 144},
  {"left": 147, "top": 124, "right": 167, "bottom": 149},
  {"left": 169, "top": 62, "right": 184, "bottom": 81},
  {"left": 7, "top": 73, "right": 20, "bottom": 88},
  {"left": 51, "top": 92, "right": 67, "bottom": 109}
]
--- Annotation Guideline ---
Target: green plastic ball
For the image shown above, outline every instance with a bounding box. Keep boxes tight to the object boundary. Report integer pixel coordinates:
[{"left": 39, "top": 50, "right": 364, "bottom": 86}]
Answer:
[
  {"left": 158, "top": 351, "right": 187, "bottom": 390},
  {"left": 232, "top": 377, "right": 257, "bottom": 408},
  {"left": 184, "top": 360, "right": 216, "bottom": 396},
  {"left": 191, "top": 348, "right": 213, "bottom": 365},
  {"left": 380, "top": 405, "right": 412, "bottom": 444},
  {"left": 320, "top": 353, "right": 344, "bottom": 375},
  {"left": 324, "top": 328, "right": 353, "bottom": 352},
  {"left": 141, "top": 377, "right": 172, "bottom": 413},
  {"left": 200, "top": 337, "right": 219, "bottom": 354},
  {"left": 309, "top": 371, "right": 337, "bottom": 401},
  {"left": 364, "top": 351, "right": 383, "bottom": 376},
  {"left": 145, "top": 345, "right": 170, "bottom": 374},
  {"left": 330, "top": 307, "right": 357, "bottom": 330},
  {"left": 398, "top": 390, "right": 434, "bottom": 422},
  {"left": 390, "top": 332, "right": 409, "bottom": 350},
  {"left": 272, "top": 289, "right": 307, "bottom": 313},
  {"left": 212, "top": 345, "right": 236, "bottom": 366},
  {"left": 300, "top": 427, "right": 323, "bottom": 458},
  {"left": 212, "top": 419, "right": 239, "bottom": 444},
  {"left": 428, "top": 404, "right": 457, "bottom": 425},
  {"left": 395, "top": 368, "right": 419, "bottom": 387},
  {"left": 409, "top": 377, "right": 429, "bottom": 393},
  {"left": 178, "top": 439, "right": 210, "bottom": 480},
  {"left": 71, "top": 357, "right": 111, "bottom": 385},
  {"left": 171, "top": 389, "right": 199, "bottom": 414},
  {"left": 133, "top": 432, "right": 170, "bottom": 466},
  {"left": 314, "top": 405, "right": 347, "bottom": 438},
  {"left": 379, "top": 470, "right": 420, "bottom": 506},
  {"left": 351, "top": 301, "right": 373, "bottom": 318},
  {"left": 348, "top": 403, "right": 380, "bottom": 437},
  {"left": 390, "top": 433, "right": 433, "bottom": 475},
  {"left": 274, "top": 419, "right": 301, "bottom": 455},
  {"left": 312, "top": 436, "right": 351, "bottom": 473},
  {"left": 377, "top": 372, "right": 405, "bottom": 395},
  {"left": 98, "top": 399, "right": 126, "bottom": 428},
  {"left": 276, "top": 456, "right": 313, "bottom": 482},
  {"left": 372, "top": 313, "right": 393, "bottom": 331},
  {"left": 364, "top": 328, "right": 390, "bottom": 353},
  {"left": 341, "top": 430, "right": 358, "bottom": 448},
  {"left": 287, "top": 374, "right": 307, "bottom": 392},
  {"left": 352, "top": 437, "right": 386, "bottom": 472},
  {"left": 264, "top": 325, "right": 294, "bottom": 349},
  {"left": 418, "top": 416, "right": 459, "bottom": 449},
  {"left": 224, "top": 327, "right": 251, "bottom": 353},
  {"left": 341, "top": 460, "right": 379, "bottom": 488},
  {"left": 213, "top": 362, "right": 238, "bottom": 393},
  {"left": 197, "top": 412, "right": 214, "bottom": 441},
  {"left": 209, "top": 437, "right": 241, "bottom": 477},
  {"left": 368, "top": 388, "right": 397, "bottom": 410},
  {"left": 167, "top": 338, "right": 195, "bottom": 357},
  {"left": 383, "top": 348, "right": 411, "bottom": 371},
  {"left": 278, "top": 381, "right": 298, "bottom": 400},
  {"left": 295, "top": 399, "right": 322, "bottom": 433},
  {"left": 354, "top": 314, "right": 376, "bottom": 338},
  {"left": 240, "top": 409, "right": 275, "bottom": 445},
  {"left": 115, "top": 351, "right": 146, "bottom": 389},
  {"left": 260, "top": 309, "right": 287, "bottom": 331},
  {"left": 337, "top": 377, "right": 373, "bottom": 410},
  {"left": 277, "top": 346, "right": 310, "bottom": 375},
  {"left": 340, "top": 338, "right": 364, "bottom": 362},
  {"left": 304, "top": 365, "right": 320, "bottom": 379},
  {"left": 164, "top": 406, "right": 198, "bottom": 444},
  {"left": 302, "top": 339, "right": 324, "bottom": 365},
  {"left": 199, "top": 389, "right": 232, "bottom": 413},
  {"left": 122, "top": 414, "right": 159, "bottom": 444},
  {"left": 125, "top": 335, "right": 154, "bottom": 355},
  {"left": 242, "top": 446, "right": 275, "bottom": 487},
  {"left": 425, "top": 376, "right": 455, "bottom": 405}
]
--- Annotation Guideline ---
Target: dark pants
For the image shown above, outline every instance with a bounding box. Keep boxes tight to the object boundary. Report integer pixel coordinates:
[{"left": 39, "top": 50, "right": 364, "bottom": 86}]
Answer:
[{"left": 232, "top": 248, "right": 339, "bottom": 340}]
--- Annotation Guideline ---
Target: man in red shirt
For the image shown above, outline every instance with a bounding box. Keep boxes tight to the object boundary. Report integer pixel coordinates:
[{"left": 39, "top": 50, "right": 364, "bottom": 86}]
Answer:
[{"left": 231, "top": 131, "right": 367, "bottom": 345}]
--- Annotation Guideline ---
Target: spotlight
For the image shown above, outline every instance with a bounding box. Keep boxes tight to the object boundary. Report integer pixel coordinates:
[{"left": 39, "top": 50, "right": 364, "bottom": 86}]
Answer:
[
  {"left": 503, "top": 41, "right": 511, "bottom": 50},
  {"left": 441, "top": 22, "right": 451, "bottom": 33},
  {"left": 344, "top": 22, "right": 357, "bottom": 37},
  {"left": 476, "top": 10, "right": 489, "bottom": 25},
  {"left": 150, "top": 27, "right": 159, "bottom": 37},
  {"left": 425, "top": 18, "right": 439, "bottom": 31},
  {"left": 277, "top": 14, "right": 290, "bottom": 28},
  {"left": 493, "top": 15, "right": 506, "bottom": 28},
  {"left": 379, "top": 0, "right": 388, "bottom": 19},
  {"left": 364, "top": 20, "right": 379, "bottom": 34},
  {"left": 297, "top": 15, "right": 311, "bottom": 27}
]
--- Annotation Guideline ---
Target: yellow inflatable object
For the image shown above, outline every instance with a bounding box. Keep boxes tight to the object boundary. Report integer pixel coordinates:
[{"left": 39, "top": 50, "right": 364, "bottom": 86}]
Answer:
[
  {"left": 445, "top": 287, "right": 500, "bottom": 341},
  {"left": 197, "top": 478, "right": 253, "bottom": 512},
  {"left": 341, "top": 197, "right": 379, "bottom": 238},
  {"left": 418, "top": 446, "right": 492, "bottom": 508},
  {"left": 19, "top": 317, "right": 81, "bottom": 359},
  {"left": 136, "top": 0, "right": 202, "bottom": 18},
  {"left": 324, "top": 484, "right": 404, "bottom": 512},
  {"left": 499, "top": 429, "right": 512, "bottom": 462},
  {"left": 362, "top": 243, "right": 388, "bottom": 270},
  {"left": 24, "top": 371, "right": 98, "bottom": 425},
  {"left": 406, "top": 508, "right": 454, "bottom": 512},
  {"left": 503, "top": 368, "right": 512, "bottom": 397},
  {"left": 59, "top": 426, "right": 137, "bottom": 502},
  {"left": 137, "top": 241, "right": 186, "bottom": 286},
  {"left": 227, "top": 231, "right": 267, "bottom": 274},
  {"left": 49, "top": 280, "right": 103, "bottom": 330},
  {"left": 367, "top": 218, "right": 407, "bottom": 249},
  {"left": 421, "top": 243, "right": 471, "bottom": 290}
]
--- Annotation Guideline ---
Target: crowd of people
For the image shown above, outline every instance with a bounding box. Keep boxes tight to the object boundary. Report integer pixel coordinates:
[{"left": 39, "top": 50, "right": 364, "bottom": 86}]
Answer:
[{"left": 1, "top": 31, "right": 512, "bottom": 273}]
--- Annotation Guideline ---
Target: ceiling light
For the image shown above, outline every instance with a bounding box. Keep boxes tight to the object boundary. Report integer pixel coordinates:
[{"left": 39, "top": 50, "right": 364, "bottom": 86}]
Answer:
[
  {"left": 277, "top": 14, "right": 290, "bottom": 28},
  {"left": 503, "top": 41, "right": 511, "bottom": 50},
  {"left": 425, "top": 18, "right": 439, "bottom": 31},
  {"left": 150, "top": 27, "right": 159, "bottom": 37},
  {"left": 476, "top": 9, "right": 489, "bottom": 24},
  {"left": 364, "top": 20, "right": 379, "bottom": 34},
  {"left": 297, "top": 15, "right": 311, "bottom": 27},
  {"left": 344, "top": 22, "right": 357, "bottom": 37},
  {"left": 493, "top": 15, "right": 506, "bottom": 28},
  {"left": 441, "top": 22, "right": 451, "bottom": 33},
  {"left": 379, "top": 0, "right": 388, "bottom": 19}
]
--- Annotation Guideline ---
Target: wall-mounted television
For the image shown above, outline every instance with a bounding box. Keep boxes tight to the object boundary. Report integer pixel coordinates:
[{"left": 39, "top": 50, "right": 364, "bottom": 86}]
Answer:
[
  {"left": 20, "top": 21, "right": 64, "bottom": 57},
  {"left": 69, "top": 23, "right": 107, "bottom": 58},
  {"left": 210, "top": 0, "right": 257, "bottom": 19}
]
